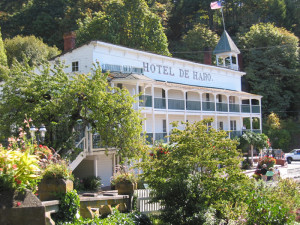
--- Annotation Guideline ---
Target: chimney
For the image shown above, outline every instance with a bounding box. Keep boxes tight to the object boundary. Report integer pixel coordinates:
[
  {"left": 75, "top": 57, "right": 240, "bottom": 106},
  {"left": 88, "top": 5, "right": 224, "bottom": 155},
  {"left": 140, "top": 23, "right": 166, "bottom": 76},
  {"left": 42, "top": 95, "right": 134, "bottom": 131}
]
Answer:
[
  {"left": 63, "top": 31, "right": 76, "bottom": 52},
  {"left": 203, "top": 47, "right": 212, "bottom": 65}
]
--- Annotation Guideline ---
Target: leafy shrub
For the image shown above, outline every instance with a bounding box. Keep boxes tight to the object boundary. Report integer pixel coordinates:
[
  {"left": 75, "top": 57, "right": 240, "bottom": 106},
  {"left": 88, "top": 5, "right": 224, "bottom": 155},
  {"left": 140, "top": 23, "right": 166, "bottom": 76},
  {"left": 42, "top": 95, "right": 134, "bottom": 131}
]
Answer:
[
  {"left": 149, "top": 143, "right": 170, "bottom": 160},
  {"left": 246, "top": 181, "right": 294, "bottom": 224},
  {"left": 57, "top": 208, "right": 153, "bottom": 225},
  {"left": 111, "top": 165, "right": 137, "bottom": 185},
  {"left": 139, "top": 120, "right": 250, "bottom": 225},
  {"left": 131, "top": 212, "right": 152, "bottom": 225},
  {"left": 73, "top": 177, "right": 84, "bottom": 191},
  {"left": 0, "top": 139, "right": 41, "bottom": 192},
  {"left": 82, "top": 176, "right": 101, "bottom": 191},
  {"left": 53, "top": 190, "right": 80, "bottom": 223},
  {"left": 241, "top": 157, "right": 252, "bottom": 170},
  {"left": 42, "top": 160, "right": 73, "bottom": 181}
]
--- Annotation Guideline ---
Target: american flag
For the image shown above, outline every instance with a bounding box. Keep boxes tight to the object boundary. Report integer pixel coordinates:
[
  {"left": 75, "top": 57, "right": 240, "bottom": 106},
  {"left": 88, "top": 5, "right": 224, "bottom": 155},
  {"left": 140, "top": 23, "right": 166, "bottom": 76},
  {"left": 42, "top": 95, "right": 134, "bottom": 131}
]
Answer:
[{"left": 210, "top": 1, "right": 222, "bottom": 9}]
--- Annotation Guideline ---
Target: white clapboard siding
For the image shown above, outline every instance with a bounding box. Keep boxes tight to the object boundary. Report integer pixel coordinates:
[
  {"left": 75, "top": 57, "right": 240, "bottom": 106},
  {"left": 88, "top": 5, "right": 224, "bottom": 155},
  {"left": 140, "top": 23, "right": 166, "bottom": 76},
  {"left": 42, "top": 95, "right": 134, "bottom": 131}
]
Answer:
[{"left": 135, "top": 189, "right": 163, "bottom": 214}]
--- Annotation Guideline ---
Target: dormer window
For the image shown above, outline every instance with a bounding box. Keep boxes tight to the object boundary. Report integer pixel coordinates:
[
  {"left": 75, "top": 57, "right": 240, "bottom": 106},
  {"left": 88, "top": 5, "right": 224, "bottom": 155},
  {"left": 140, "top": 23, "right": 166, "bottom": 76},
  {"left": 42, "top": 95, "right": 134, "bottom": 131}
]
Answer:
[{"left": 72, "top": 61, "right": 79, "bottom": 72}]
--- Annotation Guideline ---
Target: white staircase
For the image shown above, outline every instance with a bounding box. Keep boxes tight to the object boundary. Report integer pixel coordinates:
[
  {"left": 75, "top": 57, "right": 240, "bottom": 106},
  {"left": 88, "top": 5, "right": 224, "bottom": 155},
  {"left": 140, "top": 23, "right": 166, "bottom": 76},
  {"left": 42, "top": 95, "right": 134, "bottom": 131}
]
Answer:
[{"left": 69, "top": 137, "right": 88, "bottom": 171}]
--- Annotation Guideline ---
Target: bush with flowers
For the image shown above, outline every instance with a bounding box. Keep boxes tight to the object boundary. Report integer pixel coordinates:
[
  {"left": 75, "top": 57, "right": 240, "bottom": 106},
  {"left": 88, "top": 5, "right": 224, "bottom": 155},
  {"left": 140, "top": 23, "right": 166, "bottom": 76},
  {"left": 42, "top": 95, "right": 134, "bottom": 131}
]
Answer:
[
  {"left": 0, "top": 118, "right": 71, "bottom": 193},
  {"left": 257, "top": 156, "right": 276, "bottom": 169},
  {"left": 111, "top": 165, "right": 137, "bottom": 186},
  {"left": 149, "top": 143, "right": 171, "bottom": 159},
  {"left": 0, "top": 137, "right": 41, "bottom": 192}
]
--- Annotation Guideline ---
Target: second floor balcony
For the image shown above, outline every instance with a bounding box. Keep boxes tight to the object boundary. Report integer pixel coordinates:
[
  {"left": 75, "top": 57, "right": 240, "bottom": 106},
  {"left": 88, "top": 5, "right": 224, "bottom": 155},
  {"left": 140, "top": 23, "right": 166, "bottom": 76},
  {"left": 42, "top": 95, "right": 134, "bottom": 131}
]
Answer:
[{"left": 139, "top": 95, "right": 260, "bottom": 114}]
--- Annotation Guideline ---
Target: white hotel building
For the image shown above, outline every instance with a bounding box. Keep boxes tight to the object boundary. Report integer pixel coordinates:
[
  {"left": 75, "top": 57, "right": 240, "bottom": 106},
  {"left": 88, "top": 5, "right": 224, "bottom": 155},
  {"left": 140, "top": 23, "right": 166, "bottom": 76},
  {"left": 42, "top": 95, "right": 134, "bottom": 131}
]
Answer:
[{"left": 56, "top": 32, "right": 262, "bottom": 187}]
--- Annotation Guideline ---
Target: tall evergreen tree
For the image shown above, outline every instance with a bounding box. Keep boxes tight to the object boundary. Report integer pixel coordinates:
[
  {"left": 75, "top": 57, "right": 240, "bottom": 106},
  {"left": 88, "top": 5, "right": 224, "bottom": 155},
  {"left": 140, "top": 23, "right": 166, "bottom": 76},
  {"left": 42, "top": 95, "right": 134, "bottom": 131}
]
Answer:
[
  {"left": 239, "top": 23, "right": 299, "bottom": 117},
  {"left": 77, "top": 0, "right": 170, "bottom": 56},
  {"left": 0, "top": 27, "right": 8, "bottom": 80}
]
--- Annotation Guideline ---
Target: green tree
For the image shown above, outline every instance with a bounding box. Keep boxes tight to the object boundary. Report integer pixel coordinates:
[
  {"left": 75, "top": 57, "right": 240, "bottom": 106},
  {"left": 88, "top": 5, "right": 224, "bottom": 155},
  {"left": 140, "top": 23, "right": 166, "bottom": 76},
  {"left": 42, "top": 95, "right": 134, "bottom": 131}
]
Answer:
[
  {"left": 4, "top": 35, "right": 61, "bottom": 67},
  {"left": 171, "top": 24, "right": 219, "bottom": 63},
  {"left": 239, "top": 23, "right": 299, "bottom": 117},
  {"left": 264, "top": 113, "right": 291, "bottom": 151},
  {"left": 240, "top": 131, "right": 269, "bottom": 163},
  {"left": 139, "top": 119, "right": 251, "bottom": 224},
  {"left": 0, "top": 27, "right": 8, "bottom": 80},
  {"left": 76, "top": 0, "right": 170, "bottom": 56},
  {"left": 0, "top": 61, "right": 144, "bottom": 160}
]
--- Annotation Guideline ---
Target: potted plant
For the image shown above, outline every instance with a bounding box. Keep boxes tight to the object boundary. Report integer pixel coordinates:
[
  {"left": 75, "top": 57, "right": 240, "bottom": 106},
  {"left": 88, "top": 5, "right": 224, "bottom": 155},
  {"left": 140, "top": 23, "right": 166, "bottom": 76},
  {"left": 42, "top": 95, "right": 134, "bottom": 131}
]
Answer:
[
  {"left": 38, "top": 159, "right": 74, "bottom": 201},
  {"left": 111, "top": 165, "right": 137, "bottom": 195}
]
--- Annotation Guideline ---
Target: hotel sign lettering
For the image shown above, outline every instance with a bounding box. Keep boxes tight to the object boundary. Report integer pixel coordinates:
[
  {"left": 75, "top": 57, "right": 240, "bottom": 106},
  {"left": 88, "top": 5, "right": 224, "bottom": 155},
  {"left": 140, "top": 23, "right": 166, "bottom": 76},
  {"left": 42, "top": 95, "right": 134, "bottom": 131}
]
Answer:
[{"left": 143, "top": 62, "right": 213, "bottom": 82}]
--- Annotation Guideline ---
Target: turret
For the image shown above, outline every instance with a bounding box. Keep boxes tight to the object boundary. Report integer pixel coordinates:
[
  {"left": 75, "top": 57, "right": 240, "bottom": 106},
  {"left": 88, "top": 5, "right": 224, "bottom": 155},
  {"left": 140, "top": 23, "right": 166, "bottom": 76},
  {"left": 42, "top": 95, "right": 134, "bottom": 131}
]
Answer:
[{"left": 213, "top": 30, "right": 240, "bottom": 70}]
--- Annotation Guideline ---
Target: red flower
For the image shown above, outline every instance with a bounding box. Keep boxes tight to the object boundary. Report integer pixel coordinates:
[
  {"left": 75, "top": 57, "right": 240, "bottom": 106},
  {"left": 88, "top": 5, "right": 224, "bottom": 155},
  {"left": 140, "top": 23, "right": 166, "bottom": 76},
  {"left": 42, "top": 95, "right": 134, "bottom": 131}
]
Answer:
[
  {"left": 12, "top": 164, "right": 17, "bottom": 169},
  {"left": 150, "top": 153, "right": 154, "bottom": 156},
  {"left": 17, "top": 202, "right": 21, "bottom": 207},
  {"left": 39, "top": 145, "right": 43, "bottom": 148},
  {"left": 15, "top": 178, "right": 22, "bottom": 185}
]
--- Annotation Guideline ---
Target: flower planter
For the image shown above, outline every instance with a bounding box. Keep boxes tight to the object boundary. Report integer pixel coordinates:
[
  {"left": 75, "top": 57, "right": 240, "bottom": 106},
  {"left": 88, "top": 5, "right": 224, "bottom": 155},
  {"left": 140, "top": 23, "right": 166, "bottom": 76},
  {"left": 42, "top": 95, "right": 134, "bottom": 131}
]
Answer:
[
  {"left": 115, "top": 182, "right": 135, "bottom": 195},
  {"left": 38, "top": 179, "right": 73, "bottom": 201},
  {"left": 0, "top": 189, "right": 46, "bottom": 225},
  {"left": 276, "top": 159, "right": 286, "bottom": 166}
]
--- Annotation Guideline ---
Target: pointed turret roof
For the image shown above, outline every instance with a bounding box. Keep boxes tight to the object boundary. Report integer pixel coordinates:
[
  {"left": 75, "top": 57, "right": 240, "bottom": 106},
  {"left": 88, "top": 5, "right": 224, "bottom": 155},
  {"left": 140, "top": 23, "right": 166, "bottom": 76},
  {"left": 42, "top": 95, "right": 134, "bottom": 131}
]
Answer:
[{"left": 213, "top": 30, "right": 240, "bottom": 55}]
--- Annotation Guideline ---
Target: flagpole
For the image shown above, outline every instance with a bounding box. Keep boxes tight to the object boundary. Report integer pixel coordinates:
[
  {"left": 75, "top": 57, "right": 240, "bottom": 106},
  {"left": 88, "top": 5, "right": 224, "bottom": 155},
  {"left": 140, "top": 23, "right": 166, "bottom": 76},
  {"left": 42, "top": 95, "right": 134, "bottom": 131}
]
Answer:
[{"left": 220, "top": 6, "right": 226, "bottom": 31}]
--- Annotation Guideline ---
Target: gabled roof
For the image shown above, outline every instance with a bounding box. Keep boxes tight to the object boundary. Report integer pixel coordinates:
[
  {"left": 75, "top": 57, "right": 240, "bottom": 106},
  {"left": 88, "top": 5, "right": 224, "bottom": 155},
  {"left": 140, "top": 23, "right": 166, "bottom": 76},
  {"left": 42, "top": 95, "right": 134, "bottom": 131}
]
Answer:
[{"left": 213, "top": 30, "right": 240, "bottom": 55}]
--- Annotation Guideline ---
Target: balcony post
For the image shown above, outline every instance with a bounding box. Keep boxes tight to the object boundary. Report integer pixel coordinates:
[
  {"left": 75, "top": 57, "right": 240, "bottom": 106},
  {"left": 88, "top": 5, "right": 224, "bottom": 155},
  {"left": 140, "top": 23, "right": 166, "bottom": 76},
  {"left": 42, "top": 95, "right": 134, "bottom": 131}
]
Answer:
[
  {"left": 166, "top": 88, "right": 168, "bottom": 111},
  {"left": 214, "top": 93, "right": 217, "bottom": 112},
  {"left": 259, "top": 99, "right": 262, "bottom": 132},
  {"left": 94, "top": 157, "right": 98, "bottom": 177},
  {"left": 136, "top": 82, "right": 139, "bottom": 110},
  {"left": 151, "top": 84, "right": 155, "bottom": 145},
  {"left": 166, "top": 88, "right": 169, "bottom": 143},
  {"left": 227, "top": 95, "right": 229, "bottom": 112},
  {"left": 183, "top": 90, "right": 187, "bottom": 122}
]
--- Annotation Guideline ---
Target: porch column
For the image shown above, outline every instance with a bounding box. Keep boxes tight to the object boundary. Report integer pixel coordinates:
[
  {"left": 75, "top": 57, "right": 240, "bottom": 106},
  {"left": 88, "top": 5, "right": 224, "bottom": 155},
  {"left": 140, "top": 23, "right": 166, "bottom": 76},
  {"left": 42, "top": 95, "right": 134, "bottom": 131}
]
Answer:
[
  {"left": 151, "top": 84, "right": 155, "bottom": 145},
  {"left": 214, "top": 93, "right": 217, "bottom": 112},
  {"left": 259, "top": 99, "right": 262, "bottom": 133},
  {"left": 227, "top": 95, "right": 230, "bottom": 112},
  {"left": 136, "top": 82, "right": 139, "bottom": 110},
  {"left": 200, "top": 93, "right": 203, "bottom": 121},
  {"left": 183, "top": 90, "right": 187, "bottom": 122},
  {"left": 89, "top": 131, "right": 93, "bottom": 153},
  {"left": 250, "top": 98, "right": 253, "bottom": 131},
  {"left": 166, "top": 88, "right": 169, "bottom": 142},
  {"left": 94, "top": 157, "right": 98, "bottom": 177},
  {"left": 228, "top": 115, "right": 230, "bottom": 132}
]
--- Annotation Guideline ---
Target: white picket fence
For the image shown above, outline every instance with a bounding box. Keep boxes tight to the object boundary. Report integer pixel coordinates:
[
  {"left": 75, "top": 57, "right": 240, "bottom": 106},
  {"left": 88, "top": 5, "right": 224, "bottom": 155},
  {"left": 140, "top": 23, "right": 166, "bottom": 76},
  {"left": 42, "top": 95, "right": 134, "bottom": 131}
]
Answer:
[{"left": 135, "top": 189, "right": 163, "bottom": 214}]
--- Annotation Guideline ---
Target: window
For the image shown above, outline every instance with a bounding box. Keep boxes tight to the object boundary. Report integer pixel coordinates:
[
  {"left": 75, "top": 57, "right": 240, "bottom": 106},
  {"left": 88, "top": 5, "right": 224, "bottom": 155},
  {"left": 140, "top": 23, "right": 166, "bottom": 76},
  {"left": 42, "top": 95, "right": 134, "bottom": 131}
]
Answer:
[
  {"left": 217, "top": 94, "right": 222, "bottom": 103},
  {"left": 117, "top": 83, "right": 123, "bottom": 89},
  {"left": 232, "top": 56, "right": 236, "bottom": 64},
  {"left": 206, "top": 121, "right": 212, "bottom": 131},
  {"left": 230, "top": 120, "right": 237, "bottom": 130},
  {"left": 206, "top": 93, "right": 210, "bottom": 101},
  {"left": 219, "top": 121, "right": 223, "bottom": 130},
  {"left": 229, "top": 96, "right": 235, "bottom": 104},
  {"left": 72, "top": 61, "right": 79, "bottom": 72},
  {"left": 162, "top": 89, "right": 166, "bottom": 98},
  {"left": 163, "top": 120, "right": 167, "bottom": 133}
]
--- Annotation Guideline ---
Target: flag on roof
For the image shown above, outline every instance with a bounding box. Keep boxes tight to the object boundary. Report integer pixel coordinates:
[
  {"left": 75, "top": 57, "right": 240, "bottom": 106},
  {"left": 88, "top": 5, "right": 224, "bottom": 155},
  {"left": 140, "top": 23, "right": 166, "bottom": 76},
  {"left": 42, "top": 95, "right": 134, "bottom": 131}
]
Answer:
[{"left": 210, "top": 1, "right": 222, "bottom": 9}]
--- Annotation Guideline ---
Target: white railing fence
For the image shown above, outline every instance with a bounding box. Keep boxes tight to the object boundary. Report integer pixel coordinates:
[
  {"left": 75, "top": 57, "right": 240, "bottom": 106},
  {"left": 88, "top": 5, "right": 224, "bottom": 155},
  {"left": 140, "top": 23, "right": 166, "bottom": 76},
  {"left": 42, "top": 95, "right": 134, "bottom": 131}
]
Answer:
[{"left": 135, "top": 189, "right": 163, "bottom": 215}]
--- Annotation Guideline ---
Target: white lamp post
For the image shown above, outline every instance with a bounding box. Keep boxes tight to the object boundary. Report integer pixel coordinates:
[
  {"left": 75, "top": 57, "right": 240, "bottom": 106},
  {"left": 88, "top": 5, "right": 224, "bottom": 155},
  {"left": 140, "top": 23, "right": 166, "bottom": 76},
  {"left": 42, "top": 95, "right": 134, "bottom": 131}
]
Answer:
[{"left": 30, "top": 124, "right": 47, "bottom": 144}]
